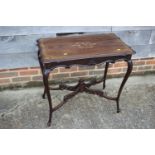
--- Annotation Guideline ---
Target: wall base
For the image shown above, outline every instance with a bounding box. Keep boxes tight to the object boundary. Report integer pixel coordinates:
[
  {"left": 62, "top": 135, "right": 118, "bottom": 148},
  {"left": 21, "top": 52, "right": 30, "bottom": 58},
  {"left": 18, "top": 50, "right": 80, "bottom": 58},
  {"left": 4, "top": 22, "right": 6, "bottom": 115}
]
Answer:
[{"left": 0, "top": 57, "right": 155, "bottom": 90}]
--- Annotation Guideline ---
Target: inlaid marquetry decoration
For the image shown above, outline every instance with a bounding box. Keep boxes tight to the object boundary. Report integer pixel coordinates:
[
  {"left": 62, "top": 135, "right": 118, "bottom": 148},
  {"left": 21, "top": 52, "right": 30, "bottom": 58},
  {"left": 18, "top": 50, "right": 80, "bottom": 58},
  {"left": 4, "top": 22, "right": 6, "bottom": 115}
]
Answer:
[{"left": 72, "top": 42, "right": 97, "bottom": 48}]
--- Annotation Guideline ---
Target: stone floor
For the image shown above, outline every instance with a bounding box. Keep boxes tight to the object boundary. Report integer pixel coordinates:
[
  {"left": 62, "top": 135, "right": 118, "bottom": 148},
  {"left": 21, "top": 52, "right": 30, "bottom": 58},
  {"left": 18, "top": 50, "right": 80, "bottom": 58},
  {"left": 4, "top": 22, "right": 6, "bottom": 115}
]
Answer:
[{"left": 0, "top": 75, "right": 155, "bottom": 129}]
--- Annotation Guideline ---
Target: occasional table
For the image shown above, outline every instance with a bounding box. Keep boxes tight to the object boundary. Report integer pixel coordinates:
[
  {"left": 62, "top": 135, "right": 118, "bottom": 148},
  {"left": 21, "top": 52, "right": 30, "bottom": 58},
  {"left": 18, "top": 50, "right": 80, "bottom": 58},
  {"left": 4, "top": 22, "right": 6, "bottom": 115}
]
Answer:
[{"left": 37, "top": 33, "right": 135, "bottom": 126}]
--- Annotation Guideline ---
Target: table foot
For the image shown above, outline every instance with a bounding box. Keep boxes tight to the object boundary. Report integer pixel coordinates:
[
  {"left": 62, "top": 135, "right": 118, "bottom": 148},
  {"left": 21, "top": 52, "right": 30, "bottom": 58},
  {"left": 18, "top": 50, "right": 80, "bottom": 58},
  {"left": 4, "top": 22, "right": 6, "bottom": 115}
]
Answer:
[
  {"left": 47, "top": 120, "right": 52, "bottom": 127},
  {"left": 103, "top": 84, "right": 105, "bottom": 90},
  {"left": 116, "top": 100, "right": 120, "bottom": 113},
  {"left": 47, "top": 110, "right": 52, "bottom": 127},
  {"left": 42, "top": 90, "right": 46, "bottom": 99},
  {"left": 117, "top": 109, "right": 120, "bottom": 113}
]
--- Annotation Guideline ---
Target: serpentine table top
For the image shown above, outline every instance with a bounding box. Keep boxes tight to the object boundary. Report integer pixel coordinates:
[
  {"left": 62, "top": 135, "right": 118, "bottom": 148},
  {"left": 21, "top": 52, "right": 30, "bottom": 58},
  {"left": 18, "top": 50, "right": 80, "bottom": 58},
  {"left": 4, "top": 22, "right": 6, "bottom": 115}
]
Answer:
[{"left": 38, "top": 33, "right": 133, "bottom": 63}]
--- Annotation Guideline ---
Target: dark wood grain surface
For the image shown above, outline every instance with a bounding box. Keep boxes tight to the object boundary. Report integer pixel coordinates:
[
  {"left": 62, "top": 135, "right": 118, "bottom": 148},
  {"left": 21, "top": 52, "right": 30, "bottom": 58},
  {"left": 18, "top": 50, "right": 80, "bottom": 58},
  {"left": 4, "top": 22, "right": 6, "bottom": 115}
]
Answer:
[{"left": 38, "top": 33, "right": 133, "bottom": 62}]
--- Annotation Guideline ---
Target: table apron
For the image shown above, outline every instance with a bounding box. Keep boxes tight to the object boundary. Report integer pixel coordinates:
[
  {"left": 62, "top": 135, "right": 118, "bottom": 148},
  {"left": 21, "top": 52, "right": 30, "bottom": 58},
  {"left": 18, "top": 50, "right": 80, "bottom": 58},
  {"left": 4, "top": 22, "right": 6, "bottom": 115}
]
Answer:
[{"left": 42, "top": 54, "right": 132, "bottom": 72}]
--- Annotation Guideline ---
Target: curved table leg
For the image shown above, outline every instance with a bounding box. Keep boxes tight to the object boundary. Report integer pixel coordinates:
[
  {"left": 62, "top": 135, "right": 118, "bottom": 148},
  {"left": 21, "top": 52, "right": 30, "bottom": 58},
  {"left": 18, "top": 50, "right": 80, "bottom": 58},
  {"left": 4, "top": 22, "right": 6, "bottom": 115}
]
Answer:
[
  {"left": 103, "top": 62, "right": 109, "bottom": 89},
  {"left": 116, "top": 59, "right": 133, "bottom": 113},
  {"left": 43, "top": 72, "right": 53, "bottom": 127},
  {"left": 42, "top": 73, "right": 49, "bottom": 99},
  {"left": 38, "top": 52, "right": 47, "bottom": 99},
  {"left": 42, "top": 88, "right": 46, "bottom": 99}
]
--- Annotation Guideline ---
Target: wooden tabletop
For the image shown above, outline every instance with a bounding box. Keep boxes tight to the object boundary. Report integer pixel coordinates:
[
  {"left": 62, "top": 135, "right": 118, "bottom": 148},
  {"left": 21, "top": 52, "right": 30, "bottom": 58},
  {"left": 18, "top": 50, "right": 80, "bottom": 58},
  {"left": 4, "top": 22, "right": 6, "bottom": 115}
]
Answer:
[{"left": 38, "top": 33, "right": 133, "bottom": 63}]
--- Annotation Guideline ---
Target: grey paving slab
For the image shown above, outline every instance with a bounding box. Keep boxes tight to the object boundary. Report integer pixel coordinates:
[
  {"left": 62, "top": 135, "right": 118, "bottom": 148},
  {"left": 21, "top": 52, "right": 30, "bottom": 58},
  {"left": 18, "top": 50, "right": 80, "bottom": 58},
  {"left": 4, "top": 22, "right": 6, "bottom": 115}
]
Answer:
[
  {"left": 149, "top": 30, "right": 155, "bottom": 44},
  {"left": 132, "top": 44, "right": 155, "bottom": 58},
  {"left": 0, "top": 34, "right": 56, "bottom": 54},
  {"left": 0, "top": 75, "right": 155, "bottom": 129},
  {"left": 0, "top": 53, "right": 39, "bottom": 69},
  {"left": 0, "top": 26, "right": 111, "bottom": 36},
  {"left": 112, "top": 26, "right": 155, "bottom": 31},
  {"left": 115, "top": 30, "right": 152, "bottom": 46}
]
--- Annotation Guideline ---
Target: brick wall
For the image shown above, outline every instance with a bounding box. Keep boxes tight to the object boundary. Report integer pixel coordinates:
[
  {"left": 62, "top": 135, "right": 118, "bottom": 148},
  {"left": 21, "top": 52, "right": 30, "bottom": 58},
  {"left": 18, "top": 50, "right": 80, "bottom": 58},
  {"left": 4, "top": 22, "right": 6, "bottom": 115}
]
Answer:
[{"left": 0, "top": 57, "right": 155, "bottom": 87}]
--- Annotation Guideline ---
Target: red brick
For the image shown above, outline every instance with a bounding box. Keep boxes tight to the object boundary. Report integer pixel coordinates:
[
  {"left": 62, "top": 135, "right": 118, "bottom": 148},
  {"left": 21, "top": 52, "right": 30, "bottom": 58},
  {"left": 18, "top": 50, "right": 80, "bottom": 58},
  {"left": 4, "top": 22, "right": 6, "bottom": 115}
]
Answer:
[
  {"left": 122, "top": 66, "right": 137, "bottom": 72},
  {"left": 145, "top": 59, "right": 155, "bottom": 65},
  {"left": 12, "top": 77, "right": 31, "bottom": 82},
  {"left": 43, "top": 68, "right": 58, "bottom": 74},
  {"left": 0, "top": 69, "right": 8, "bottom": 72},
  {"left": 19, "top": 70, "right": 39, "bottom": 76},
  {"left": 89, "top": 70, "right": 104, "bottom": 75},
  {"left": 109, "top": 64, "right": 114, "bottom": 68},
  {"left": 113, "top": 61, "right": 126, "bottom": 67},
  {"left": 108, "top": 68, "right": 122, "bottom": 74},
  {"left": 0, "top": 72, "right": 18, "bottom": 78},
  {"left": 48, "top": 69, "right": 60, "bottom": 78},
  {"left": 0, "top": 79, "right": 10, "bottom": 84},
  {"left": 133, "top": 66, "right": 138, "bottom": 72},
  {"left": 131, "top": 71, "right": 145, "bottom": 75},
  {"left": 133, "top": 60, "right": 146, "bottom": 66},
  {"left": 96, "top": 63, "right": 113, "bottom": 69},
  {"left": 59, "top": 66, "right": 77, "bottom": 72},
  {"left": 78, "top": 66, "right": 95, "bottom": 71},
  {"left": 52, "top": 73, "right": 70, "bottom": 79},
  {"left": 52, "top": 68, "right": 59, "bottom": 73},
  {"left": 70, "top": 71, "right": 88, "bottom": 77},
  {"left": 32, "top": 76, "right": 43, "bottom": 81},
  {"left": 138, "top": 66, "right": 152, "bottom": 71}
]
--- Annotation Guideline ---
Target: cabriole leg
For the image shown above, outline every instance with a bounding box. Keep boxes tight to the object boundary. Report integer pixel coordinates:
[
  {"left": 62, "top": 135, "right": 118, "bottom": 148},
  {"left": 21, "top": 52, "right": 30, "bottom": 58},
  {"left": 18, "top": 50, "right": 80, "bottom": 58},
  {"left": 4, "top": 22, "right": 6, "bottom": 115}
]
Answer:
[
  {"left": 116, "top": 59, "right": 133, "bottom": 113},
  {"left": 103, "top": 62, "right": 109, "bottom": 89},
  {"left": 38, "top": 52, "right": 47, "bottom": 99},
  {"left": 42, "top": 74, "right": 49, "bottom": 99},
  {"left": 43, "top": 72, "right": 53, "bottom": 127}
]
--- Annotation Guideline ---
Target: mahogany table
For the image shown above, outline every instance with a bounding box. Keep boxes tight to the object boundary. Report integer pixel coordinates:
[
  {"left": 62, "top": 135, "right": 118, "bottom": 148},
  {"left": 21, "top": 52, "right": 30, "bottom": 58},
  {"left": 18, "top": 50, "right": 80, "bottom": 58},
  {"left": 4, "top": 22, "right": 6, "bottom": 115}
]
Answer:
[{"left": 37, "top": 33, "right": 135, "bottom": 126}]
